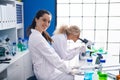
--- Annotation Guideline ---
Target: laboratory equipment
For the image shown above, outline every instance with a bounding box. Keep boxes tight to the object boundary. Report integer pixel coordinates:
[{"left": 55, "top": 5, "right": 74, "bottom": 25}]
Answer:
[
  {"left": 24, "top": 38, "right": 28, "bottom": 49},
  {"left": 22, "top": 39, "right": 28, "bottom": 50},
  {"left": 0, "top": 47, "right": 6, "bottom": 56},
  {"left": 79, "top": 38, "right": 94, "bottom": 49},
  {"left": 79, "top": 61, "right": 120, "bottom": 80},
  {"left": 95, "top": 53, "right": 103, "bottom": 64},
  {"left": 84, "top": 77, "right": 90, "bottom": 80},
  {"left": 78, "top": 38, "right": 94, "bottom": 60},
  {"left": 12, "top": 42, "right": 16, "bottom": 56},
  {"left": 0, "top": 58, "right": 11, "bottom": 64},
  {"left": 98, "top": 59, "right": 108, "bottom": 80},
  {"left": 17, "top": 37, "right": 23, "bottom": 51},
  {"left": 0, "top": 37, "right": 12, "bottom": 57},
  {"left": 84, "top": 57, "right": 94, "bottom": 80},
  {"left": 85, "top": 45, "right": 107, "bottom": 65},
  {"left": 87, "top": 57, "right": 93, "bottom": 66},
  {"left": 99, "top": 59, "right": 106, "bottom": 72},
  {"left": 92, "top": 69, "right": 99, "bottom": 80},
  {"left": 99, "top": 73, "right": 108, "bottom": 80}
]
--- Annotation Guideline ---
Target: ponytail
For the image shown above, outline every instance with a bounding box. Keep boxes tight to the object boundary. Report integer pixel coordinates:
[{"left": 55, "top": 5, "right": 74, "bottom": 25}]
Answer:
[{"left": 42, "top": 31, "right": 53, "bottom": 44}]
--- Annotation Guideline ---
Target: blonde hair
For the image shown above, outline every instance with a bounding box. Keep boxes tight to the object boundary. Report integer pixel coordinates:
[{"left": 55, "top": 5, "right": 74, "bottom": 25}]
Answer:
[
  {"left": 53, "top": 25, "right": 68, "bottom": 34},
  {"left": 54, "top": 25, "right": 80, "bottom": 36}
]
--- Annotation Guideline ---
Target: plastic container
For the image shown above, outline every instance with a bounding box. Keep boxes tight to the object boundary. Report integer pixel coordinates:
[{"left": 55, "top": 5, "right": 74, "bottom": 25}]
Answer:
[
  {"left": 17, "top": 38, "right": 23, "bottom": 52},
  {"left": 24, "top": 38, "right": 28, "bottom": 49},
  {"left": 95, "top": 53, "right": 103, "bottom": 64},
  {"left": 87, "top": 58, "right": 93, "bottom": 66},
  {"left": 84, "top": 71, "right": 94, "bottom": 80},
  {"left": 84, "top": 57, "right": 94, "bottom": 80},
  {"left": 22, "top": 39, "right": 26, "bottom": 51},
  {"left": 98, "top": 59, "right": 107, "bottom": 80},
  {"left": 84, "top": 76, "right": 90, "bottom": 80},
  {"left": 12, "top": 42, "right": 16, "bottom": 56},
  {"left": 99, "top": 59, "right": 106, "bottom": 72},
  {"left": 92, "top": 69, "right": 99, "bottom": 80},
  {"left": 99, "top": 73, "right": 107, "bottom": 80},
  {"left": 22, "top": 39, "right": 28, "bottom": 50}
]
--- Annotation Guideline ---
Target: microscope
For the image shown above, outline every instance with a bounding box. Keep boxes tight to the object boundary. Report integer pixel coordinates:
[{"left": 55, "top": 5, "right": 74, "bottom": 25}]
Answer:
[
  {"left": 78, "top": 38, "right": 94, "bottom": 60},
  {"left": 78, "top": 38, "right": 106, "bottom": 65},
  {"left": 79, "top": 38, "right": 94, "bottom": 49},
  {"left": 0, "top": 37, "right": 11, "bottom": 64}
]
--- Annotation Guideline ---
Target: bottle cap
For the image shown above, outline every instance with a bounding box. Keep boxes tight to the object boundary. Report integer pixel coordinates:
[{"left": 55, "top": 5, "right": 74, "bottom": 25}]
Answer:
[
  {"left": 100, "top": 59, "right": 106, "bottom": 63},
  {"left": 18, "top": 37, "right": 22, "bottom": 40},
  {"left": 13, "top": 42, "right": 16, "bottom": 45},
  {"left": 87, "top": 58, "right": 93, "bottom": 62},
  {"left": 22, "top": 39, "right": 25, "bottom": 42}
]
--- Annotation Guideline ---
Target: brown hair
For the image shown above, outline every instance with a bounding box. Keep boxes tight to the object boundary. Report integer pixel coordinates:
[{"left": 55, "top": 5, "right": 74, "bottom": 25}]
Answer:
[{"left": 42, "top": 31, "right": 53, "bottom": 43}]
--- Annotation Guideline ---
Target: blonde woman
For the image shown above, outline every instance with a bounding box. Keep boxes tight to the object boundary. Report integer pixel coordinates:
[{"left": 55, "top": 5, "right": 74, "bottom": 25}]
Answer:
[{"left": 52, "top": 25, "right": 86, "bottom": 60}]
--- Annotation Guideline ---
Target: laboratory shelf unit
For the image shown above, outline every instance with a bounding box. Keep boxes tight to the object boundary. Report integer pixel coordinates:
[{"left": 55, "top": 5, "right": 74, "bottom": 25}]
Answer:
[
  {"left": 0, "top": 0, "right": 24, "bottom": 43},
  {"left": 0, "top": 1, "right": 34, "bottom": 80}
]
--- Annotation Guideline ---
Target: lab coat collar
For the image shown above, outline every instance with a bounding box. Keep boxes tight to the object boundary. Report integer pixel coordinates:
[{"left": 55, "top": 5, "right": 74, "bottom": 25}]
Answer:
[{"left": 31, "top": 29, "right": 41, "bottom": 34}]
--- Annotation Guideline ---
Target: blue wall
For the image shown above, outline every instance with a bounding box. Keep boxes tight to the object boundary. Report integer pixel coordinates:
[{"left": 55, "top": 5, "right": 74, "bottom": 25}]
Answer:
[{"left": 23, "top": 0, "right": 56, "bottom": 38}]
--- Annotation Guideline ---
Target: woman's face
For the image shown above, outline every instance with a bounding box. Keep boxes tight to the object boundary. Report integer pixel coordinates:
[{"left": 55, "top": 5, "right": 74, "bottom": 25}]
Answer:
[
  {"left": 68, "top": 34, "right": 80, "bottom": 42},
  {"left": 35, "top": 13, "right": 51, "bottom": 33},
  {"left": 72, "top": 34, "right": 80, "bottom": 42}
]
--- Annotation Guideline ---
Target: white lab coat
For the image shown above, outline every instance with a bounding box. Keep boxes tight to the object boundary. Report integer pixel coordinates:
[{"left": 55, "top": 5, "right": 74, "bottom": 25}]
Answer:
[
  {"left": 28, "top": 29, "right": 74, "bottom": 80},
  {"left": 51, "top": 34, "right": 81, "bottom": 60}
]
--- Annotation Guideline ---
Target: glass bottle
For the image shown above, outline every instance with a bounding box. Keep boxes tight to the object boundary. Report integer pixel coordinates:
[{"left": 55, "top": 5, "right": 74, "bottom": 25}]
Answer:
[
  {"left": 84, "top": 57, "right": 94, "bottom": 80},
  {"left": 12, "top": 42, "right": 16, "bottom": 56},
  {"left": 99, "top": 59, "right": 106, "bottom": 72},
  {"left": 17, "top": 37, "right": 23, "bottom": 52},
  {"left": 22, "top": 38, "right": 28, "bottom": 50},
  {"left": 92, "top": 69, "right": 99, "bottom": 80},
  {"left": 98, "top": 59, "right": 108, "bottom": 80}
]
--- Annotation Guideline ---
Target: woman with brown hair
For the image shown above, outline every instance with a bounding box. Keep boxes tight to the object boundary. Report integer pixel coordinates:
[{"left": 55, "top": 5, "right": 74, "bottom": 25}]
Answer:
[{"left": 27, "top": 10, "right": 74, "bottom": 80}]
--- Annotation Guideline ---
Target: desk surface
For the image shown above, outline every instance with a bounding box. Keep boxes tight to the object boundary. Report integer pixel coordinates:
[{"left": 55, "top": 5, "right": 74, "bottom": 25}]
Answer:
[
  {"left": 0, "top": 50, "right": 29, "bottom": 73},
  {"left": 74, "top": 75, "right": 115, "bottom": 80},
  {"left": 67, "top": 54, "right": 120, "bottom": 80}
]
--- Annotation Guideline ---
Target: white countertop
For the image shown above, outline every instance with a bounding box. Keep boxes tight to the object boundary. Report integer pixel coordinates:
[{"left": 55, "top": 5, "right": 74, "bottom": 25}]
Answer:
[
  {"left": 0, "top": 50, "right": 29, "bottom": 73},
  {"left": 74, "top": 75, "right": 115, "bottom": 80},
  {"left": 66, "top": 54, "right": 120, "bottom": 80}
]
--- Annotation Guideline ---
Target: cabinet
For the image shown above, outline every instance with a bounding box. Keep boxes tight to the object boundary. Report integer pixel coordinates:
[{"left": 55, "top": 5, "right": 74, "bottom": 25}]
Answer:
[
  {"left": 7, "top": 51, "right": 34, "bottom": 80},
  {"left": 23, "top": 52, "right": 34, "bottom": 79},
  {"left": 7, "top": 55, "right": 24, "bottom": 80}
]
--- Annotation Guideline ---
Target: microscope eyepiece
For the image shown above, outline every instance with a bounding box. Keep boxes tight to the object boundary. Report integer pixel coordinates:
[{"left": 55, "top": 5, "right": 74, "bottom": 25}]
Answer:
[{"left": 79, "top": 38, "right": 88, "bottom": 44}]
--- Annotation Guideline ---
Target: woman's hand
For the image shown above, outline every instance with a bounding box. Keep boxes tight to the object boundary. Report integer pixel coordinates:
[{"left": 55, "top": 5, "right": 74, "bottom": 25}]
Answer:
[
  {"left": 69, "top": 68, "right": 81, "bottom": 75},
  {"left": 79, "top": 46, "right": 86, "bottom": 53}
]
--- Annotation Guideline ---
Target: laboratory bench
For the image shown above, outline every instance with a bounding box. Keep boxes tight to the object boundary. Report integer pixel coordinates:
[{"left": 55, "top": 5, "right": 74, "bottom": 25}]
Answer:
[
  {"left": 0, "top": 50, "right": 120, "bottom": 80},
  {"left": 67, "top": 54, "right": 120, "bottom": 80},
  {"left": 74, "top": 75, "right": 115, "bottom": 80},
  {"left": 0, "top": 50, "right": 34, "bottom": 80}
]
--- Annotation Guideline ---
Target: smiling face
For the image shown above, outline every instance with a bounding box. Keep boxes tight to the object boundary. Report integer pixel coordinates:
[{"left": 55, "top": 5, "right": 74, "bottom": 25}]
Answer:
[{"left": 35, "top": 13, "right": 51, "bottom": 33}]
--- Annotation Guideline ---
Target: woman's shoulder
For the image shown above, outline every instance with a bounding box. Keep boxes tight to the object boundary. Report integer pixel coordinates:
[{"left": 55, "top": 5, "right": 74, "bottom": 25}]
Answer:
[{"left": 52, "top": 34, "right": 65, "bottom": 38}]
